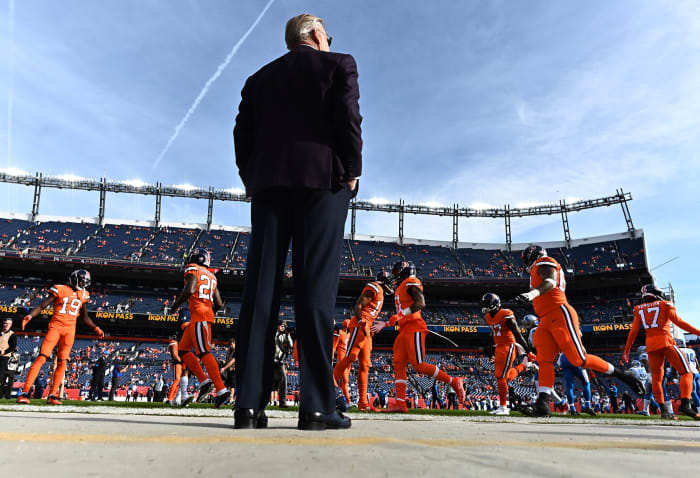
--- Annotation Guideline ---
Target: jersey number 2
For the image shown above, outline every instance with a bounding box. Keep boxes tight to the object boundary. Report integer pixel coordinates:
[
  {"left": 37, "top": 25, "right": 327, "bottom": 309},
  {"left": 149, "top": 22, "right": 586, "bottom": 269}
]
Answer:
[{"left": 198, "top": 274, "right": 216, "bottom": 301}]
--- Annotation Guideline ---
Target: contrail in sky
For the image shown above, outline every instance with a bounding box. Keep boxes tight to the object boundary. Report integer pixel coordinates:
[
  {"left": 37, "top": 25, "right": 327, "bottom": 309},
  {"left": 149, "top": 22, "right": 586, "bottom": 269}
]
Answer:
[
  {"left": 153, "top": 0, "right": 276, "bottom": 169},
  {"left": 7, "top": 0, "right": 14, "bottom": 166}
]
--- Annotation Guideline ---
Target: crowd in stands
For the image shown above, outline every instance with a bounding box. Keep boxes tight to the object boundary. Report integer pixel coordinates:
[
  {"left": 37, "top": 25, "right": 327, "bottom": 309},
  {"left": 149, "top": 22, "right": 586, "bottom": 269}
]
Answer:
[
  {"left": 0, "top": 219, "right": 645, "bottom": 282},
  {"left": 0, "top": 277, "right": 636, "bottom": 326}
]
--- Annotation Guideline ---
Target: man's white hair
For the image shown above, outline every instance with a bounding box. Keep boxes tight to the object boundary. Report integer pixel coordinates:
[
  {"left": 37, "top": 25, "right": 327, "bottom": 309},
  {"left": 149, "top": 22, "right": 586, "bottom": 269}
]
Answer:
[{"left": 285, "top": 13, "right": 325, "bottom": 50}]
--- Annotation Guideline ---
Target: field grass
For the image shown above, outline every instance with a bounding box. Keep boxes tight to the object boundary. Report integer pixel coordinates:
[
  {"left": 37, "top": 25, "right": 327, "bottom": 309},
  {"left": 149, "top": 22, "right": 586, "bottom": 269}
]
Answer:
[{"left": 0, "top": 398, "right": 694, "bottom": 421}]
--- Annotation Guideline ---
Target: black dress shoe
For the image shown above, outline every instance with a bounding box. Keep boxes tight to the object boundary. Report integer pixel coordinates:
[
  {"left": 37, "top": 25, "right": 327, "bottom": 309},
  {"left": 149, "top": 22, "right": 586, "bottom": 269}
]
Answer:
[
  {"left": 233, "top": 408, "right": 268, "bottom": 429},
  {"left": 298, "top": 410, "right": 351, "bottom": 431}
]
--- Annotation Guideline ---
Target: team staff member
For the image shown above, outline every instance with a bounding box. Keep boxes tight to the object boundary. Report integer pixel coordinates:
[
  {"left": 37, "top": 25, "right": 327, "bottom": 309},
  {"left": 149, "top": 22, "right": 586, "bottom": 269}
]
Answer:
[
  {"left": 624, "top": 284, "right": 700, "bottom": 419},
  {"left": 0, "top": 318, "right": 17, "bottom": 398},
  {"left": 170, "top": 249, "right": 230, "bottom": 409},
  {"left": 233, "top": 13, "right": 361, "bottom": 430},
  {"left": 18, "top": 270, "right": 104, "bottom": 405}
]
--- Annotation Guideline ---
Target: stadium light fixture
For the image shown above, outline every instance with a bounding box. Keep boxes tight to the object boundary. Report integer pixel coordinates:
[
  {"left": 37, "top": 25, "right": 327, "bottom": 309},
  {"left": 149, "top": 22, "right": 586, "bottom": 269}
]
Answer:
[
  {"left": 469, "top": 202, "right": 495, "bottom": 210},
  {"left": 56, "top": 173, "right": 86, "bottom": 182},
  {"left": 224, "top": 187, "right": 245, "bottom": 195},
  {"left": 0, "top": 167, "right": 31, "bottom": 177},
  {"left": 173, "top": 183, "right": 199, "bottom": 192},
  {"left": 121, "top": 179, "right": 149, "bottom": 188},
  {"left": 423, "top": 201, "right": 447, "bottom": 208},
  {"left": 368, "top": 197, "right": 391, "bottom": 205}
]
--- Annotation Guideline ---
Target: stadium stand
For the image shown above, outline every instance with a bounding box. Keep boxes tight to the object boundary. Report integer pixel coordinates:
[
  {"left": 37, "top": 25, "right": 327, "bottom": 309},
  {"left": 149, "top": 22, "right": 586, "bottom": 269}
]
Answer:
[
  {"left": 140, "top": 227, "right": 199, "bottom": 264},
  {"left": 192, "top": 229, "right": 238, "bottom": 267},
  {"left": 76, "top": 224, "right": 157, "bottom": 260},
  {"left": 11, "top": 221, "right": 99, "bottom": 255}
]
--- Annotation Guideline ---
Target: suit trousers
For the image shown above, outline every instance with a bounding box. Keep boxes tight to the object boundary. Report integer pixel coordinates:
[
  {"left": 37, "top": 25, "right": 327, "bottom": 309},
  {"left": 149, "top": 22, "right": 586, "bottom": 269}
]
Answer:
[{"left": 236, "top": 186, "right": 352, "bottom": 413}]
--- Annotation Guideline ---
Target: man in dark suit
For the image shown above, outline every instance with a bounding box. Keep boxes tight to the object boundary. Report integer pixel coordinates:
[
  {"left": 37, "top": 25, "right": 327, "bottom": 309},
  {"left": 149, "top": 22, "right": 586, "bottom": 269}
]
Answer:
[{"left": 233, "top": 13, "right": 361, "bottom": 431}]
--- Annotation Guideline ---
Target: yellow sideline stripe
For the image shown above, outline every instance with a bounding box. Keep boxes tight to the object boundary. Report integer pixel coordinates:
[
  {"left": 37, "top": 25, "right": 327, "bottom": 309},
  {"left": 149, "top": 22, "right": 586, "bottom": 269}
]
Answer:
[{"left": 0, "top": 432, "right": 698, "bottom": 451}]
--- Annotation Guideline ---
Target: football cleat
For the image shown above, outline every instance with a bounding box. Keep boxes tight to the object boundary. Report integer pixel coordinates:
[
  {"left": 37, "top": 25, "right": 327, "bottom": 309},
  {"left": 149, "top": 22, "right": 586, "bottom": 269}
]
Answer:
[
  {"left": 47, "top": 395, "right": 63, "bottom": 405},
  {"left": 16, "top": 394, "right": 30, "bottom": 404},
  {"left": 636, "top": 410, "right": 650, "bottom": 416},
  {"left": 581, "top": 407, "right": 598, "bottom": 417},
  {"left": 613, "top": 367, "right": 645, "bottom": 396},
  {"left": 371, "top": 401, "right": 408, "bottom": 413},
  {"left": 521, "top": 245, "right": 547, "bottom": 272},
  {"left": 480, "top": 293, "right": 501, "bottom": 314},
  {"left": 490, "top": 406, "right": 510, "bottom": 416},
  {"left": 196, "top": 379, "right": 214, "bottom": 403},
  {"left": 213, "top": 389, "right": 231, "bottom": 409},
  {"left": 181, "top": 394, "right": 196, "bottom": 407},
  {"left": 357, "top": 402, "right": 371, "bottom": 412},
  {"left": 660, "top": 410, "right": 677, "bottom": 420},
  {"left": 569, "top": 409, "right": 581, "bottom": 416},
  {"left": 531, "top": 392, "right": 552, "bottom": 417},
  {"left": 69, "top": 269, "right": 91, "bottom": 290},
  {"left": 678, "top": 398, "right": 700, "bottom": 420}
]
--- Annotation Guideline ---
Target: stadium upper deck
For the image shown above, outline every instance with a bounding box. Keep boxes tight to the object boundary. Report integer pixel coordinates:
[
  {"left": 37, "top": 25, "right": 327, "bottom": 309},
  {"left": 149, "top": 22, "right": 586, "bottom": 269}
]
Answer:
[{"left": 0, "top": 214, "right": 647, "bottom": 280}]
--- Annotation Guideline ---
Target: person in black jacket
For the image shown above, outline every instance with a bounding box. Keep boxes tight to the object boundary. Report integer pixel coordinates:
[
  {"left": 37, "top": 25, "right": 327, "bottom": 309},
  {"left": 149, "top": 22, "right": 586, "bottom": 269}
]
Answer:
[
  {"left": 233, "top": 13, "right": 361, "bottom": 431},
  {"left": 89, "top": 355, "right": 106, "bottom": 401},
  {"left": 0, "top": 318, "right": 17, "bottom": 397}
]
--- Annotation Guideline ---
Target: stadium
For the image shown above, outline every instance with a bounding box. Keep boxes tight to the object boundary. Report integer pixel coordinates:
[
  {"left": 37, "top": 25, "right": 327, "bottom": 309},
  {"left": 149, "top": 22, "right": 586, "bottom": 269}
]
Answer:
[
  {"left": 2, "top": 171, "right": 699, "bottom": 475},
  {"left": 3, "top": 2, "right": 700, "bottom": 477}
]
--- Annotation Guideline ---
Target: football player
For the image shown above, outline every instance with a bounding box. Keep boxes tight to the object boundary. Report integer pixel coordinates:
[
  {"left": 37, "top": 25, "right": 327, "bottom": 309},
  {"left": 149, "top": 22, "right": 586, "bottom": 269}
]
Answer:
[
  {"left": 333, "top": 270, "right": 393, "bottom": 411},
  {"left": 558, "top": 353, "right": 596, "bottom": 416},
  {"left": 629, "top": 355, "right": 660, "bottom": 416},
  {"left": 17, "top": 270, "right": 104, "bottom": 405},
  {"left": 515, "top": 245, "right": 644, "bottom": 417},
  {"left": 677, "top": 338, "right": 700, "bottom": 411},
  {"left": 332, "top": 319, "right": 350, "bottom": 406},
  {"left": 170, "top": 249, "right": 230, "bottom": 408},
  {"left": 165, "top": 306, "right": 195, "bottom": 407},
  {"left": 623, "top": 284, "right": 700, "bottom": 419},
  {"left": 481, "top": 293, "right": 535, "bottom": 415},
  {"left": 371, "top": 261, "right": 465, "bottom": 413}
]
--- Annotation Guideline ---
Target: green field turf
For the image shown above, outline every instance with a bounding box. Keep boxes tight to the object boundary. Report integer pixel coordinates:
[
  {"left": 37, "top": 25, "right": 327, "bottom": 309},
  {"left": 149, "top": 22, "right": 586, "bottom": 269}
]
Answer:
[{"left": 0, "top": 398, "right": 694, "bottom": 420}]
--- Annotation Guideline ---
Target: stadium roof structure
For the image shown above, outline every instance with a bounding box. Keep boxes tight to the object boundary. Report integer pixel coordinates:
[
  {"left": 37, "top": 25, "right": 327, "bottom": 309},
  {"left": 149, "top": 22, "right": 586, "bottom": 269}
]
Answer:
[{"left": 0, "top": 170, "right": 635, "bottom": 249}]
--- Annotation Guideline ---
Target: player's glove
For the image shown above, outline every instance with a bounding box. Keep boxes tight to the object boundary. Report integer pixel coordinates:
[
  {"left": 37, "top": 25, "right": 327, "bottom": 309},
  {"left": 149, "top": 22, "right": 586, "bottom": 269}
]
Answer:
[
  {"left": 527, "top": 352, "right": 536, "bottom": 362},
  {"left": 515, "top": 290, "right": 540, "bottom": 304},
  {"left": 94, "top": 327, "right": 105, "bottom": 338},
  {"left": 22, "top": 315, "right": 31, "bottom": 330}
]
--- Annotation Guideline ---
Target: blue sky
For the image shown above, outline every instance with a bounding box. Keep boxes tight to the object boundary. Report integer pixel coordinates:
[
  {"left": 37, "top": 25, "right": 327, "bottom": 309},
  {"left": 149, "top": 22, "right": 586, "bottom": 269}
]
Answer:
[{"left": 1, "top": 1, "right": 699, "bottom": 324}]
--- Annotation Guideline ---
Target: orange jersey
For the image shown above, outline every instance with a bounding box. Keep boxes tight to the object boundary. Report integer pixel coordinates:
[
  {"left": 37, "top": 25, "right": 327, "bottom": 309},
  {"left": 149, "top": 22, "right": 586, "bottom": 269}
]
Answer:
[
  {"left": 485, "top": 308, "right": 516, "bottom": 345},
  {"left": 626, "top": 300, "right": 700, "bottom": 352},
  {"left": 349, "top": 281, "right": 385, "bottom": 329},
  {"left": 48, "top": 284, "right": 90, "bottom": 329},
  {"left": 392, "top": 276, "right": 428, "bottom": 334},
  {"left": 184, "top": 264, "right": 217, "bottom": 322},
  {"left": 529, "top": 256, "right": 567, "bottom": 316},
  {"left": 333, "top": 329, "right": 348, "bottom": 356}
]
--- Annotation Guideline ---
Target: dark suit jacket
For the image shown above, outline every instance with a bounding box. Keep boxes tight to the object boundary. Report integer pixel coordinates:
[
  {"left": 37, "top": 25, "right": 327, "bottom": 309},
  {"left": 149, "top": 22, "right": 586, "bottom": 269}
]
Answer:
[{"left": 233, "top": 46, "right": 362, "bottom": 196}]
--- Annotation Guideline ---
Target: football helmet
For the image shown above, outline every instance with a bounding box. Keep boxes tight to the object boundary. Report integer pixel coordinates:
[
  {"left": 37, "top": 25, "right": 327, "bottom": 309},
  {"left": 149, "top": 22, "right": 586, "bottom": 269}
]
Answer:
[
  {"left": 481, "top": 293, "right": 501, "bottom": 314},
  {"left": 637, "top": 345, "right": 647, "bottom": 354},
  {"left": 188, "top": 248, "right": 211, "bottom": 267},
  {"left": 376, "top": 270, "right": 394, "bottom": 294},
  {"left": 521, "top": 314, "right": 539, "bottom": 328},
  {"left": 641, "top": 284, "right": 665, "bottom": 302},
  {"left": 676, "top": 337, "right": 687, "bottom": 348},
  {"left": 630, "top": 360, "right": 641, "bottom": 368},
  {"left": 391, "top": 261, "right": 416, "bottom": 285},
  {"left": 69, "top": 269, "right": 91, "bottom": 290},
  {"left": 521, "top": 245, "right": 547, "bottom": 272},
  {"left": 639, "top": 353, "right": 649, "bottom": 362}
]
